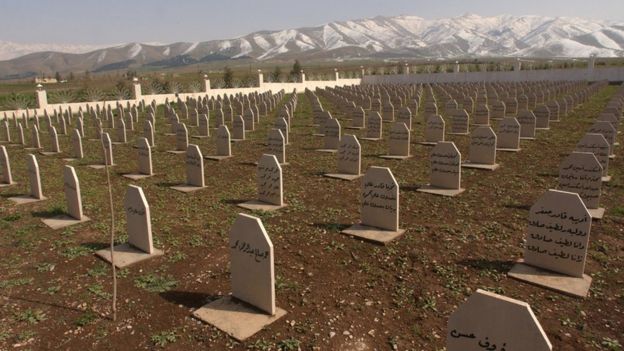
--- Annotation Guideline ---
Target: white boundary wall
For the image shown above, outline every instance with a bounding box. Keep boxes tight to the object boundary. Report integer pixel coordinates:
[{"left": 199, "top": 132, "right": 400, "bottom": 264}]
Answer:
[
  {"left": 362, "top": 67, "right": 624, "bottom": 85},
  {"left": 1, "top": 78, "right": 361, "bottom": 117}
]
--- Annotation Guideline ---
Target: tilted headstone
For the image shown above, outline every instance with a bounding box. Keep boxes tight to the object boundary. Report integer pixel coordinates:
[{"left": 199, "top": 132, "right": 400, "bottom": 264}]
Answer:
[
  {"left": 360, "top": 167, "right": 400, "bottom": 231},
  {"left": 447, "top": 289, "right": 552, "bottom": 351},
  {"left": 496, "top": 117, "right": 521, "bottom": 151}
]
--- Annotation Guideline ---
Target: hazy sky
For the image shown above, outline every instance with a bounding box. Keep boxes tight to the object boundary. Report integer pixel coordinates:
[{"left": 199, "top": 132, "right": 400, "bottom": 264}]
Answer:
[{"left": 1, "top": 0, "right": 623, "bottom": 45}]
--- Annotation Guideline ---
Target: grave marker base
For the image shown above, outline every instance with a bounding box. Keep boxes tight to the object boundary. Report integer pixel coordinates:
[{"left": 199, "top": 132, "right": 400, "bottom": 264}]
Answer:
[
  {"left": 205, "top": 155, "right": 233, "bottom": 161},
  {"left": 448, "top": 132, "right": 469, "bottom": 136},
  {"left": 345, "top": 126, "right": 364, "bottom": 130},
  {"left": 609, "top": 155, "right": 615, "bottom": 160},
  {"left": 62, "top": 158, "right": 78, "bottom": 162},
  {"left": 231, "top": 139, "right": 244, "bottom": 143},
  {"left": 170, "top": 184, "right": 206, "bottom": 193},
  {"left": 193, "top": 296, "right": 287, "bottom": 342},
  {"left": 122, "top": 173, "right": 155, "bottom": 180},
  {"left": 39, "top": 151, "right": 60, "bottom": 156},
  {"left": 192, "top": 135, "right": 209, "bottom": 139},
  {"left": 379, "top": 155, "right": 412, "bottom": 160},
  {"left": 497, "top": 147, "right": 521, "bottom": 153},
  {"left": 341, "top": 224, "right": 405, "bottom": 245},
  {"left": 508, "top": 261, "right": 591, "bottom": 298},
  {"left": 166, "top": 150, "right": 186, "bottom": 155},
  {"left": 417, "top": 185, "right": 465, "bottom": 197},
  {"left": 602, "top": 176, "right": 611, "bottom": 182},
  {"left": 417, "top": 141, "right": 438, "bottom": 146},
  {"left": 312, "top": 133, "right": 325, "bottom": 137},
  {"left": 237, "top": 200, "right": 286, "bottom": 212},
  {"left": 95, "top": 243, "right": 163, "bottom": 268},
  {"left": 88, "top": 164, "right": 115, "bottom": 169},
  {"left": 0, "top": 181, "right": 16, "bottom": 188},
  {"left": 323, "top": 173, "right": 362, "bottom": 181},
  {"left": 360, "top": 137, "right": 382, "bottom": 141},
  {"left": 520, "top": 137, "right": 536, "bottom": 140},
  {"left": 315, "top": 149, "right": 338, "bottom": 153},
  {"left": 42, "top": 215, "right": 91, "bottom": 230},
  {"left": 462, "top": 162, "right": 500, "bottom": 171},
  {"left": 8, "top": 195, "right": 48, "bottom": 204},
  {"left": 588, "top": 208, "right": 605, "bottom": 220},
  {"left": 24, "top": 148, "right": 42, "bottom": 151}
]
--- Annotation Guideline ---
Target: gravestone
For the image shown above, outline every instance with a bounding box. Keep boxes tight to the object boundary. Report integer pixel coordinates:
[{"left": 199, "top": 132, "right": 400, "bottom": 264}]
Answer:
[
  {"left": 324, "top": 134, "right": 362, "bottom": 181},
  {"left": 318, "top": 118, "right": 341, "bottom": 152},
  {"left": 89, "top": 133, "right": 114, "bottom": 169},
  {"left": 42, "top": 165, "right": 91, "bottom": 229},
  {"left": 1, "top": 120, "right": 10, "bottom": 142},
  {"left": 238, "top": 154, "right": 286, "bottom": 211},
  {"left": 194, "top": 114, "right": 210, "bottom": 138},
  {"left": 116, "top": 118, "right": 127, "bottom": 143},
  {"left": 9, "top": 154, "right": 47, "bottom": 204},
  {"left": 397, "top": 107, "right": 412, "bottom": 130},
  {"left": 517, "top": 110, "right": 537, "bottom": 139},
  {"left": 232, "top": 115, "right": 245, "bottom": 141},
  {"left": 588, "top": 121, "right": 616, "bottom": 158},
  {"left": 534, "top": 105, "right": 550, "bottom": 130},
  {"left": 243, "top": 108, "right": 255, "bottom": 131},
  {"left": 474, "top": 104, "right": 490, "bottom": 125},
  {"left": 144, "top": 120, "right": 155, "bottom": 147},
  {"left": 275, "top": 118, "right": 289, "bottom": 145},
  {"left": 16, "top": 124, "right": 24, "bottom": 145},
  {"left": 509, "top": 189, "right": 593, "bottom": 297},
  {"left": 171, "top": 144, "right": 205, "bottom": 192},
  {"left": 27, "top": 125, "right": 42, "bottom": 150},
  {"left": 348, "top": 106, "right": 365, "bottom": 129},
  {"left": 496, "top": 117, "right": 521, "bottom": 152},
  {"left": 576, "top": 133, "right": 611, "bottom": 182},
  {"left": 0, "top": 145, "right": 15, "bottom": 187},
  {"left": 192, "top": 213, "right": 287, "bottom": 341},
  {"left": 66, "top": 129, "right": 84, "bottom": 161},
  {"left": 206, "top": 125, "right": 233, "bottom": 161},
  {"left": 123, "top": 138, "right": 154, "bottom": 180},
  {"left": 96, "top": 185, "right": 163, "bottom": 267},
  {"left": 361, "top": 111, "right": 382, "bottom": 141},
  {"left": 381, "top": 122, "right": 411, "bottom": 159},
  {"left": 41, "top": 126, "right": 61, "bottom": 155},
  {"left": 267, "top": 129, "right": 286, "bottom": 165},
  {"left": 341, "top": 166, "right": 405, "bottom": 243},
  {"left": 558, "top": 152, "right": 604, "bottom": 219},
  {"left": 420, "top": 114, "right": 445, "bottom": 145},
  {"left": 381, "top": 102, "right": 395, "bottom": 122},
  {"left": 490, "top": 100, "right": 506, "bottom": 120},
  {"left": 447, "top": 289, "right": 552, "bottom": 351},
  {"left": 418, "top": 141, "right": 465, "bottom": 196},
  {"left": 168, "top": 123, "right": 189, "bottom": 154},
  {"left": 462, "top": 126, "right": 499, "bottom": 170},
  {"left": 449, "top": 109, "right": 469, "bottom": 135}
]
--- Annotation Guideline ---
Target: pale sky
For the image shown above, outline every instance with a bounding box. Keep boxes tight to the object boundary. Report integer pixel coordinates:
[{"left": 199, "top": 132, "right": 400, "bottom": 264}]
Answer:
[{"left": 1, "top": 0, "right": 623, "bottom": 45}]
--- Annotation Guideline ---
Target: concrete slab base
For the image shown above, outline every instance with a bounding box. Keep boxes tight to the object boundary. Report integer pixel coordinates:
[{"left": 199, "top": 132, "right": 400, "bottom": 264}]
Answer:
[
  {"left": 62, "top": 158, "right": 78, "bottom": 162},
  {"left": 205, "top": 155, "right": 232, "bottom": 161},
  {"left": 87, "top": 164, "right": 115, "bottom": 170},
  {"left": 417, "top": 185, "right": 465, "bottom": 197},
  {"left": 602, "top": 176, "right": 611, "bottom": 182},
  {"left": 170, "top": 184, "right": 206, "bottom": 193},
  {"left": 166, "top": 150, "right": 186, "bottom": 154},
  {"left": 39, "top": 151, "right": 60, "bottom": 156},
  {"left": 497, "top": 147, "right": 521, "bottom": 152},
  {"left": 418, "top": 141, "right": 438, "bottom": 146},
  {"left": 8, "top": 195, "right": 47, "bottom": 204},
  {"left": 323, "top": 173, "right": 363, "bottom": 181},
  {"left": 0, "top": 181, "right": 17, "bottom": 188},
  {"left": 448, "top": 132, "right": 469, "bottom": 136},
  {"left": 237, "top": 200, "right": 287, "bottom": 212},
  {"left": 462, "top": 162, "right": 500, "bottom": 171},
  {"left": 341, "top": 223, "right": 405, "bottom": 244},
  {"left": 41, "top": 215, "right": 91, "bottom": 230},
  {"left": 588, "top": 207, "right": 605, "bottom": 220},
  {"left": 122, "top": 173, "right": 154, "bottom": 180},
  {"left": 345, "top": 126, "right": 364, "bottom": 130},
  {"left": 95, "top": 243, "right": 164, "bottom": 268},
  {"left": 360, "top": 137, "right": 382, "bottom": 141},
  {"left": 315, "top": 149, "right": 337, "bottom": 153},
  {"left": 192, "top": 135, "right": 209, "bottom": 139},
  {"left": 379, "top": 155, "right": 412, "bottom": 160},
  {"left": 520, "top": 137, "right": 536, "bottom": 140},
  {"left": 508, "top": 261, "right": 592, "bottom": 298},
  {"left": 231, "top": 139, "right": 245, "bottom": 143},
  {"left": 193, "top": 296, "right": 286, "bottom": 341}
]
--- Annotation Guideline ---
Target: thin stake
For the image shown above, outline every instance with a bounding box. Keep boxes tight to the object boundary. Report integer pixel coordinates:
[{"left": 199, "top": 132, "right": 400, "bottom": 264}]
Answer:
[{"left": 104, "top": 142, "right": 117, "bottom": 321}]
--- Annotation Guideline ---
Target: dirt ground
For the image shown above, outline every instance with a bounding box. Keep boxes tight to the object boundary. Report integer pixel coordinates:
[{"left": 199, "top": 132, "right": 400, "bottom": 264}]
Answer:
[{"left": 0, "top": 85, "right": 622, "bottom": 350}]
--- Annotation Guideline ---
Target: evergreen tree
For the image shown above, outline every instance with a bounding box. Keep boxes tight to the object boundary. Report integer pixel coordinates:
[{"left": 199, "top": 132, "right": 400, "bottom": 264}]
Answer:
[
  {"left": 290, "top": 60, "right": 302, "bottom": 81},
  {"left": 223, "top": 66, "right": 233, "bottom": 88},
  {"left": 271, "top": 66, "right": 282, "bottom": 82}
]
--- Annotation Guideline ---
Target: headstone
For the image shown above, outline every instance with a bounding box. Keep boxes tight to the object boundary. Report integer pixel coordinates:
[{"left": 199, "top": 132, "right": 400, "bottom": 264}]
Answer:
[
  {"left": 496, "top": 117, "right": 521, "bottom": 152},
  {"left": 144, "top": 120, "right": 155, "bottom": 147},
  {"left": 588, "top": 121, "right": 616, "bottom": 157},
  {"left": 341, "top": 166, "right": 405, "bottom": 243},
  {"left": 397, "top": 107, "right": 412, "bottom": 130},
  {"left": 462, "top": 126, "right": 499, "bottom": 170},
  {"left": 450, "top": 109, "right": 469, "bottom": 135},
  {"left": 171, "top": 144, "right": 205, "bottom": 192},
  {"left": 70, "top": 129, "right": 84, "bottom": 160},
  {"left": 474, "top": 104, "right": 490, "bottom": 125},
  {"left": 238, "top": 154, "right": 285, "bottom": 211},
  {"left": 381, "top": 122, "right": 411, "bottom": 159},
  {"left": 29, "top": 125, "right": 42, "bottom": 149},
  {"left": 534, "top": 105, "right": 550, "bottom": 130},
  {"left": 362, "top": 111, "right": 382, "bottom": 140},
  {"left": 0, "top": 145, "right": 15, "bottom": 186},
  {"left": 9, "top": 154, "right": 46, "bottom": 204},
  {"left": 324, "top": 134, "right": 362, "bottom": 181},
  {"left": 576, "top": 133, "right": 610, "bottom": 182},
  {"left": 275, "top": 118, "right": 289, "bottom": 145},
  {"left": 421, "top": 114, "right": 445, "bottom": 145},
  {"left": 319, "top": 118, "right": 341, "bottom": 152},
  {"left": 192, "top": 213, "right": 287, "bottom": 341},
  {"left": 42, "top": 126, "right": 61, "bottom": 155},
  {"left": 243, "top": 108, "right": 255, "bottom": 131},
  {"left": 349, "top": 107, "right": 365, "bottom": 129},
  {"left": 95, "top": 185, "right": 163, "bottom": 267},
  {"left": 267, "top": 129, "right": 286, "bottom": 164},
  {"left": 42, "top": 165, "right": 91, "bottom": 229},
  {"left": 123, "top": 138, "right": 154, "bottom": 180},
  {"left": 116, "top": 118, "right": 127, "bottom": 143},
  {"left": 196, "top": 114, "right": 210, "bottom": 138},
  {"left": 381, "top": 102, "right": 394, "bottom": 122},
  {"left": 418, "top": 141, "right": 465, "bottom": 196},
  {"left": 169, "top": 123, "right": 189, "bottom": 153},
  {"left": 232, "top": 115, "right": 245, "bottom": 141},
  {"left": 508, "top": 189, "right": 592, "bottom": 297},
  {"left": 102, "top": 132, "right": 114, "bottom": 166},
  {"left": 447, "top": 289, "right": 552, "bottom": 351},
  {"left": 517, "top": 110, "right": 537, "bottom": 139},
  {"left": 558, "top": 152, "right": 604, "bottom": 219}
]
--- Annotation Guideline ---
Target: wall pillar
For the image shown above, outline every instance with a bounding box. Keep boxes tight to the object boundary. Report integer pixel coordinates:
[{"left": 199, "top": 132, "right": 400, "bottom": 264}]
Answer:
[
  {"left": 300, "top": 70, "right": 306, "bottom": 83},
  {"left": 132, "top": 77, "right": 142, "bottom": 100},
  {"left": 334, "top": 68, "right": 339, "bottom": 81},
  {"left": 203, "top": 74, "right": 211, "bottom": 92},
  {"left": 35, "top": 84, "right": 47, "bottom": 110},
  {"left": 258, "top": 69, "right": 264, "bottom": 87}
]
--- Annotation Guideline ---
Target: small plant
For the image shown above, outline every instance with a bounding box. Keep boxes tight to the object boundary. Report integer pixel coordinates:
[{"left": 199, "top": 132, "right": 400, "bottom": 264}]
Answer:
[
  {"left": 2, "top": 93, "right": 34, "bottom": 110},
  {"left": 44, "top": 285, "right": 61, "bottom": 295},
  {"left": 601, "top": 337, "right": 622, "bottom": 351},
  {"left": 60, "top": 245, "right": 91, "bottom": 259},
  {"left": 48, "top": 89, "right": 76, "bottom": 104},
  {"left": 167, "top": 81, "right": 183, "bottom": 94},
  {"left": 36, "top": 262, "right": 55, "bottom": 272},
  {"left": 15, "top": 309, "right": 47, "bottom": 324},
  {"left": 88, "top": 284, "right": 112, "bottom": 299},
  {"left": 277, "top": 338, "right": 300, "bottom": 351},
  {"left": 82, "top": 87, "right": 106, "bottom": 102},
  {"left": 134, "top": 274, "right": 177, "bottom": 293},
  {"left": 187, "top": 81, "right": 202, "bottom": 93},
  {"left": 151, "top": 330, "right": 177, "bottom": 347},
  {"left": 75, "top": 311, "right": 98, "bottom": 327}
]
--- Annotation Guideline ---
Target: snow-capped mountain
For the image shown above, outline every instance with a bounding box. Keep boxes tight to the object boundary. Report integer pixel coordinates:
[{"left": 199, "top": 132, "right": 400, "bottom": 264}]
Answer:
[
  {"left": 0, "top": 40, "right": 110, "bottom": 61},
  {"left": 1, "top": 14, "right": 623, "bottom": 79}
]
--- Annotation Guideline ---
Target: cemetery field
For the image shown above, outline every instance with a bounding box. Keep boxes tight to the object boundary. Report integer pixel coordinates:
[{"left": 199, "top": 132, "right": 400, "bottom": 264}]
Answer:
[{"left": 1, "top": 86, "right": 623, "bottom": 350}]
